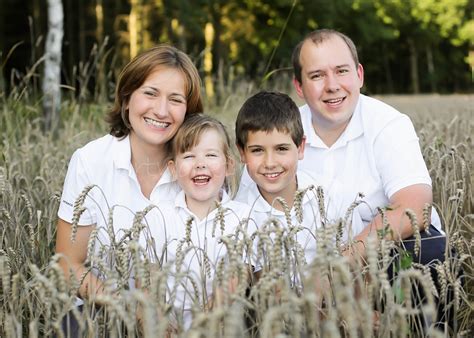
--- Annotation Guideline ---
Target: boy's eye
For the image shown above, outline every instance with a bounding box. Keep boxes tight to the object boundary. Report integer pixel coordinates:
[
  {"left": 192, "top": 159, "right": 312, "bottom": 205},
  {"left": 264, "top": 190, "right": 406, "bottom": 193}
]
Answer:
[
  {"left": 277, "top": 146, "right": 289, "bottom": 152},
  {"left": 182, "top": 154, "right": 194, "bottom": 159}
]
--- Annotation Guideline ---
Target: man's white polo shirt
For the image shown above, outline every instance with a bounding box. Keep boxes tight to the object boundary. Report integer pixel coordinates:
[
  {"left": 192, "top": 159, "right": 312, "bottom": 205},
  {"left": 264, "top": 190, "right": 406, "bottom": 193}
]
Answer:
[
  {"left": 235, "top": 170, "right": 365, "bottom": 265},
  {"left": 299, "top": 94, "right": 442, "bottom": 232},
  {"left": 58, "top": 134, "right": 180, "bottom": 242},
  {"left": 150, "top": 190, "right": 251, "bottom": 329}
]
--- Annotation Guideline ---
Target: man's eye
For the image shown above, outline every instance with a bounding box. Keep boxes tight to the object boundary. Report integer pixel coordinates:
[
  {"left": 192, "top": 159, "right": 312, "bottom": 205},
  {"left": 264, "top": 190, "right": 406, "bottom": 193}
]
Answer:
[{"left": 310, "top": 73, "right": 322, "bottom": 80}]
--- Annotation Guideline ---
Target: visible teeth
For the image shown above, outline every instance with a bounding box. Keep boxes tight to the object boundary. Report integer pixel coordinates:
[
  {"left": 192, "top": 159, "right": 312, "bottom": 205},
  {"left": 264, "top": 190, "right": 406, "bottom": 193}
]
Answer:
[
  {"left": 325, "top": 98, "right": 343, "bottom": 104},
  {"left": 193, "top": 175, "right": 210, "bottom": 183},
  {"left": 264, "top": 172, "right": 280, "bottom": 178},
  {"left": 144, "top": 117, "right": 169, "bottom": 128}
]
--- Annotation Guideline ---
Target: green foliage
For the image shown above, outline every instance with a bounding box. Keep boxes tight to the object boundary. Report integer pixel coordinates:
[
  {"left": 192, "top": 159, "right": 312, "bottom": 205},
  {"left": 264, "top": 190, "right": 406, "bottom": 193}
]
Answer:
[{"left": 1, "top": 0, "right": 471, "bottom": 96}]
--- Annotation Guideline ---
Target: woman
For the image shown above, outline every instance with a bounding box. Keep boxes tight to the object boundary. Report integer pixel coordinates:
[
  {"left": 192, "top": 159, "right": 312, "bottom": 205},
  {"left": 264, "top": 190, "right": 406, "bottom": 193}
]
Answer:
[{"left": 55, "top": 44, "right": 203, "bottom": 300}]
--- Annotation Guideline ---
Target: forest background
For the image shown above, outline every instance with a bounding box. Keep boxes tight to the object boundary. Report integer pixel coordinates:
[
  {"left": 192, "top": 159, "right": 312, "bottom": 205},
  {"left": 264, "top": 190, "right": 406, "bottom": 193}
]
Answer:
[
  {"left": 1, "top": 0, "right": 473, "bottom": 107},
  {"left": 1, "top": 1, "right": 473, "bottom": 336}
]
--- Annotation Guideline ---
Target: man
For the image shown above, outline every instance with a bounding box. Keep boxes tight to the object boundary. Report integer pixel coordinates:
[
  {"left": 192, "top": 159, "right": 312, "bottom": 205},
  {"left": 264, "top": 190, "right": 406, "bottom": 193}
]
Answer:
[{"left": 292, "top": 28, "right": 451, "bottom": 329}]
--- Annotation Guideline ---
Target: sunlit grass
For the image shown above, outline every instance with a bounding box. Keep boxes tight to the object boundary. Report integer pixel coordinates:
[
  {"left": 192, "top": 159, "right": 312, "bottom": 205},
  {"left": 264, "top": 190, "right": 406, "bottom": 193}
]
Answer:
[{"left": 0, "top": 83, "right": 472, "bottom": 337}]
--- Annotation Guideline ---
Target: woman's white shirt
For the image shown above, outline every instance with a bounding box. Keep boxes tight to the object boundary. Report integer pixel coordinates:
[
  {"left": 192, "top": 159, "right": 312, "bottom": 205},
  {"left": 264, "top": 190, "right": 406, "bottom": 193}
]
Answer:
[{"left": 58, "top": 134, "right": 180, "bottom": 243}]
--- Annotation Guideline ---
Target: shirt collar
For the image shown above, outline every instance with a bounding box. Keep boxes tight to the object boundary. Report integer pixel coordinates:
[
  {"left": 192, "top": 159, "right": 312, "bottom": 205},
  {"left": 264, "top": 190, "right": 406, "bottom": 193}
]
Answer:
[
  {"left": 112, "top": 135, "right": 176, "bottom": 185},
  {"left": 174, "top": 189, "right": 231, "bottom": 221},
  {"left": 332, "top": 96, "right": 363, "bottom": 148},
  {"left": 245, "top": 170, "right": 317, "bottom": 213},
  {"left": 302, "top": 96, "right": 364, "bottom": 149},
  {"left": 112, "top": 135, "right": 132, "bottom": 170}
]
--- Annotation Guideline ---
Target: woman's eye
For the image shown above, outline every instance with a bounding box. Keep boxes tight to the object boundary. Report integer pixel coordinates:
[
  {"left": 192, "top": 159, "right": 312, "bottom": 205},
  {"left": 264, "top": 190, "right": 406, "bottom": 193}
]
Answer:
[
  {"left": 170, "top": 97, "right": 185, "bottom": 104},
  {"left": 144, "top": 91, "right": 156, "bottom": 97}
]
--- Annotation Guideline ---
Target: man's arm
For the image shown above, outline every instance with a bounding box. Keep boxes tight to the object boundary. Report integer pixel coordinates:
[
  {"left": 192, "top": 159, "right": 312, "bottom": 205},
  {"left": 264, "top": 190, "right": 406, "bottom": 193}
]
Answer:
[{"left": 345, "top": 183, "right": 432, "bottom": 258}]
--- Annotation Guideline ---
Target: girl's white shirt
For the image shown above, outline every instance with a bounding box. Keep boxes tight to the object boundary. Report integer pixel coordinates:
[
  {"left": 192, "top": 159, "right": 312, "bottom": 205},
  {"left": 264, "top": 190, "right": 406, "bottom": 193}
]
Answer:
[{"left": 146, "top": 190, "right": 252, "bottom": 329}]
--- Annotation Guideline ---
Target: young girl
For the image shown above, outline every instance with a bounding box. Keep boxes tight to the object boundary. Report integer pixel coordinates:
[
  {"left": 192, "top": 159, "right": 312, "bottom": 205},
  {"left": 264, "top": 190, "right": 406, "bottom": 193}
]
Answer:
[{"left": 149, "top": 113, "right": 251, "bottom": 330}]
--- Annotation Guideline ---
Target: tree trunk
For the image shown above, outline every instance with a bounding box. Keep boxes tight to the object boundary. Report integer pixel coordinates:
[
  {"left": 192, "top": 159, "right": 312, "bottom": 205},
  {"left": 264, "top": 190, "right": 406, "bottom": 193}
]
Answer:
[
  {"left": 95, "top": 0, "right": 107, "bottom": 102},
  {"left": 0, "top": 0, "right": 5, "bottom": 94},
  {"left": 426, "top": 44, "right": 436, "bottom": 93},
  {"left": 65, "top": 0, "right": 74, "bottom": 88},
  {"left": 43, "top": 0, "right": 64, "bottom": 132},
  {"left": 210, "top": 1, "right": 223, "bottom": 104},
  {"left": 204, "top": 22, "right": 214, "bottom": 100},
  {"left": 407, "top": 38, "right": 420, "bottom": 94},
  {"left": 78, "top": 0, "right": 86, "bottom": 63},
  {"left": 382, "top": 43, "right": 394, "bottom": 93},
  {"left": 129, "top": 0, "right": 139, "bottom": 58}
]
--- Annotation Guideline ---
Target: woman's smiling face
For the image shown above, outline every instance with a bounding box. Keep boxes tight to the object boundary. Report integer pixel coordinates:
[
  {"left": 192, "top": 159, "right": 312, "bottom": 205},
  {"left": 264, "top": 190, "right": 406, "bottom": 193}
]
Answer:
[{"left": 127, "top": 66, "right": 187, "bottom": 150}]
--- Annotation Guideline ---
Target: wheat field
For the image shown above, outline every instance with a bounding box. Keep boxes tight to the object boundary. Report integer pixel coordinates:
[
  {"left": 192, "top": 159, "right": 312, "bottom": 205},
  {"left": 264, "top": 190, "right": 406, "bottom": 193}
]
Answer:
[{"left": 0, "top": 92, "right": 472, "bottom": 337}]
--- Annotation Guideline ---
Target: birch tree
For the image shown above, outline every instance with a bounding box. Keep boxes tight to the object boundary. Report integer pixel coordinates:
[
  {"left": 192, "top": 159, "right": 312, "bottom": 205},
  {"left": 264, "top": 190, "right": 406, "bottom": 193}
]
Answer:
[{"left": 43, "top": 0, "right": 63, "bottom": 131}]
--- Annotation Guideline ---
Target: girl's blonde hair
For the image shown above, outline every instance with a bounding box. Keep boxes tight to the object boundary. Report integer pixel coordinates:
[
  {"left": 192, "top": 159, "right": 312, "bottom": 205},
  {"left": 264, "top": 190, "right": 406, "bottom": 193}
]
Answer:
[{"left": 170, "top": 114, "right": 237, "bottom": 197}]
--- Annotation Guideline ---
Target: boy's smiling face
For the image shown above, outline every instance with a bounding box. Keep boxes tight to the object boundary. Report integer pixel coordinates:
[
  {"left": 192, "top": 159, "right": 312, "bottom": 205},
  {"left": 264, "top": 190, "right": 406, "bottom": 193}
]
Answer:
[{"left": 239, "top": 129, "right": 305, "bottom": 207}]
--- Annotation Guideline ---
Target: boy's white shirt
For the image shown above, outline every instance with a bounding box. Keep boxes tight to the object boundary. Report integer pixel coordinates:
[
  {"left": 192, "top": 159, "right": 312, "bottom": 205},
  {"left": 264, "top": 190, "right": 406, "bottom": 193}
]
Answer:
[
  {"left": 235, "top": 169, "right": 365, "bottom": 265},
  {"left": 146, "top": 189, "right": 251, "bottom": 329}
]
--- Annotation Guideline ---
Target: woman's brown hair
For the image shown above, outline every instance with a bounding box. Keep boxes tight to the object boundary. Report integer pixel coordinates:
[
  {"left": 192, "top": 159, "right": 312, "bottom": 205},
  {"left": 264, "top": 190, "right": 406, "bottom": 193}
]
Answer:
[{"left": 106, "top": 44, "right": 203, "bottom": 138}]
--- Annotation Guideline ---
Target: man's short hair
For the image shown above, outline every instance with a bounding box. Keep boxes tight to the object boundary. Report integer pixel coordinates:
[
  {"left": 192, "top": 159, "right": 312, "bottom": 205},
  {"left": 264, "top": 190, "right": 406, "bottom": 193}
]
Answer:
[
  {"left": 235, "top": 91, "right": 304, "bottom": 149},
  {"left": 292, "top": 29, "right": 359, "bottom": 84}
]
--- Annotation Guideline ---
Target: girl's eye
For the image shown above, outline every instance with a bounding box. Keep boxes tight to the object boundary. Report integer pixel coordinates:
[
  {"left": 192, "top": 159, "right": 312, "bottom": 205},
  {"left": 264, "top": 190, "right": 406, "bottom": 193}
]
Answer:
[
  {"left": 182, "top": 154, "right": 194, "bottom": 159},
  {"left": 250, "top": 148, "right": 263, "bottom": 153},
  {"left": 206, "top": 153, "right": 218, "bottom": 157}
]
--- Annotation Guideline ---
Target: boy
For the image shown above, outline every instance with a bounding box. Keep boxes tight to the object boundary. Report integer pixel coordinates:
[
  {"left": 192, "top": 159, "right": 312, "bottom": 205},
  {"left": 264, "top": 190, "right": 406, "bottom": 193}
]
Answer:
[{"left": 235, "top": 90, "right": 364, "bottom": 268}]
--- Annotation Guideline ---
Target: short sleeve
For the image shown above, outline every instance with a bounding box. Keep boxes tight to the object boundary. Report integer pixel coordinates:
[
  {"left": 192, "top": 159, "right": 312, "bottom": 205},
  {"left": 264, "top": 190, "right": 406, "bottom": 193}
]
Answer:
[
  {"left": 373, "top": 115, "right": 431, "bottom": 199},
  {"left": 57, "top": 150, "right": 97, "bottom": 225}
]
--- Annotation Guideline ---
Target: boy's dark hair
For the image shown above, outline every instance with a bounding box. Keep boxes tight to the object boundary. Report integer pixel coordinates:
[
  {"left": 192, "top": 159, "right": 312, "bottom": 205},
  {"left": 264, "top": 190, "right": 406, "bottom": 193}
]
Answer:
[{"left": 235, "top": 91, "right": 304, "bottom": 149}]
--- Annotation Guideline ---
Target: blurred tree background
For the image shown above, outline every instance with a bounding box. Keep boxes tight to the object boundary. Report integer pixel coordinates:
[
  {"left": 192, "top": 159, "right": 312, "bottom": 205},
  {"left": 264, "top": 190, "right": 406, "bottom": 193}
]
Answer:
[{"left": 0, "top": 0, "right": 472, "bottom": 104}]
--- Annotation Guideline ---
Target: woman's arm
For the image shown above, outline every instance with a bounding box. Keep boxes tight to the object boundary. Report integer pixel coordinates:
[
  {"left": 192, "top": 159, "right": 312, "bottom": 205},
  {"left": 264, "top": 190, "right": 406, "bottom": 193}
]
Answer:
[{"left": 55, "top": 218, "right": 105, "bottom": 299}]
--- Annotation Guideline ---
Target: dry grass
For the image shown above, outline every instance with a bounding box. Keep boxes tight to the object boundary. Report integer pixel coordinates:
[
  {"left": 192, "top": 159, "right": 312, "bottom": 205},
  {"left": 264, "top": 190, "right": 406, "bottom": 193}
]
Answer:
[{"left": 0, "top": 92, "right": 473, "bottom": 337}]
